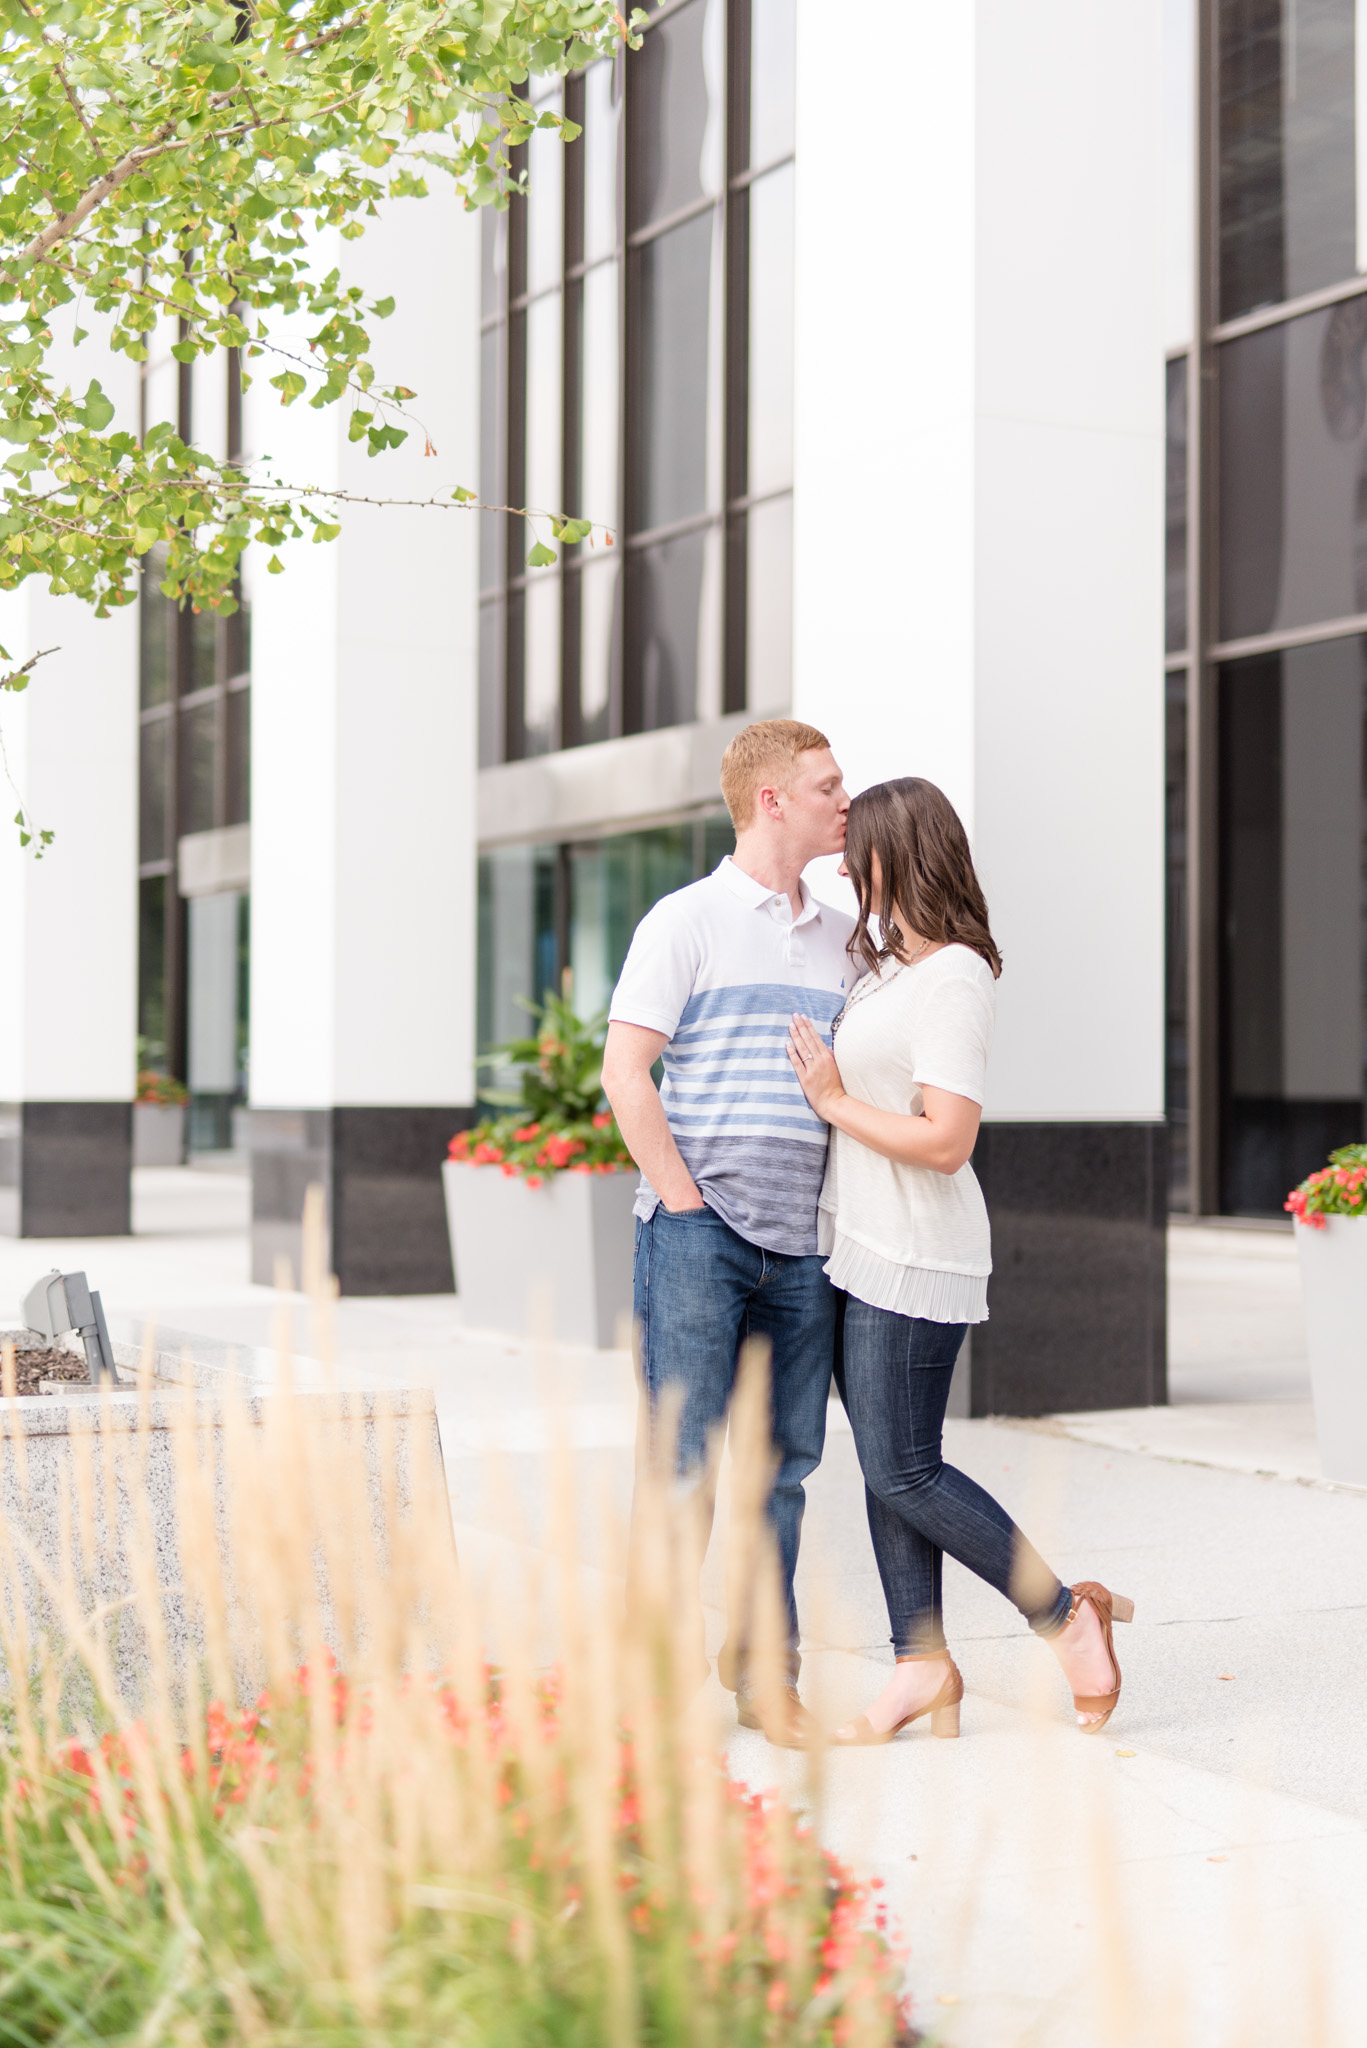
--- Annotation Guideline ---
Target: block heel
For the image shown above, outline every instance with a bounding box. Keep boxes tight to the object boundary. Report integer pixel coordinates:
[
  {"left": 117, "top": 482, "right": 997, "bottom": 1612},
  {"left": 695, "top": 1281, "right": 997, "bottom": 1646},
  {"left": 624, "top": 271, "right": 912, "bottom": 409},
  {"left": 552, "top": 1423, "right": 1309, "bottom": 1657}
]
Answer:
[
  {"left": 930, "top": 1700, "right": 960, "bottom": 1739},
  {"left": 829, "top": 1655, "right": 965, "bottom": 1747}
]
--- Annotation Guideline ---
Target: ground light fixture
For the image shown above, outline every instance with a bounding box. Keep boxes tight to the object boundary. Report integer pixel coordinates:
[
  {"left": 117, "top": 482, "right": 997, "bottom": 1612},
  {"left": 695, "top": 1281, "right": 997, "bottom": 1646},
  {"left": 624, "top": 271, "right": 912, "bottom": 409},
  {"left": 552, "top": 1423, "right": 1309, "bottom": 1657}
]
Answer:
[{"left": 20, "top": 1269, "right": 121, "bottom": 1387}]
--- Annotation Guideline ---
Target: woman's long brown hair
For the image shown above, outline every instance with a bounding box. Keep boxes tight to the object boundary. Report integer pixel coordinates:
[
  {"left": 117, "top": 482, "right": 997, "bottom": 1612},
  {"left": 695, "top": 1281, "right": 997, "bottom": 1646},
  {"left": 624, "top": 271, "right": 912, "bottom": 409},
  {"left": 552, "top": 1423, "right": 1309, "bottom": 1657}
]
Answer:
[{"left": 844, "top": 777, "right": 1002, "bottom": 980}]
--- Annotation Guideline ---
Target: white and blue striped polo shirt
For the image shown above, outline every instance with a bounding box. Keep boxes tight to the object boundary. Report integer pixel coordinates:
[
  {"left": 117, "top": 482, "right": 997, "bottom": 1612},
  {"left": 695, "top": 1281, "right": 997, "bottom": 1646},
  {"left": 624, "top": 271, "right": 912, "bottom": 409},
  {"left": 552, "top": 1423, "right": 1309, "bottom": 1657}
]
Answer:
[{"left": 608, "top": 858, "right": 855, "bottom": 1255}]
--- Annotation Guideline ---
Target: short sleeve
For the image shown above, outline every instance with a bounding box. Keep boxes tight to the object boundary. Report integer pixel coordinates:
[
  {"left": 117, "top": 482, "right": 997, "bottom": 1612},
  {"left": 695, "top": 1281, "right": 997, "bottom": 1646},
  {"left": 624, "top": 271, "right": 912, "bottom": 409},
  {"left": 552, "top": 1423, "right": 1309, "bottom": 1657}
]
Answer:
[
  {"left": 608, "top": 899, "right": 701, "bottom": 1041},
  {"left": 910, "top": 967, "right": 995, "bottom": 1105}
]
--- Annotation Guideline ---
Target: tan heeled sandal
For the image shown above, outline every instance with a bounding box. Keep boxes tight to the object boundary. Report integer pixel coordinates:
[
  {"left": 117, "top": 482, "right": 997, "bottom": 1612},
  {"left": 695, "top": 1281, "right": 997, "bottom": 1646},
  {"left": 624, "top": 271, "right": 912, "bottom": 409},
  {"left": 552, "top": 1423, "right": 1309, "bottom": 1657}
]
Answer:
[
  {"left": 829, "top": 1653, "right": 964, "bottom": 1746},
  {"left": 1065, "top": 1581, "right": 1134, "bottom": 1735}
]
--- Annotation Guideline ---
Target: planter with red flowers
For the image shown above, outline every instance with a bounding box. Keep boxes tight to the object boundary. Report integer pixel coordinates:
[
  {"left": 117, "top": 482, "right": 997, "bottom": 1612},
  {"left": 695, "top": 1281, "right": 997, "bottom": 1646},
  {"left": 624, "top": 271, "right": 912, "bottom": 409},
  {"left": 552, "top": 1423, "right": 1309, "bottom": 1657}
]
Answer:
[
  {"left": 443, "top": 988, "right": 638, "bottom": 1348},
  {"left": 133, "top": 1068, "right": 188, "bottom": 1168},
  {"left": 1286, "top": 1143, "right": 1367, "bottom": 1485}
]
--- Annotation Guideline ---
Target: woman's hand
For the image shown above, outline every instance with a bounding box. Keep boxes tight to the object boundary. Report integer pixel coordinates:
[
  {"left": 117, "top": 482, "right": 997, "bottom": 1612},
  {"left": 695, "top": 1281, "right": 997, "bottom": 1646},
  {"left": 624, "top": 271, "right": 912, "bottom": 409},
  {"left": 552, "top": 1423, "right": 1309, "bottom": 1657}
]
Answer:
[{"left": 787, "top": 1013, "right": 846, "bottom": 1121}]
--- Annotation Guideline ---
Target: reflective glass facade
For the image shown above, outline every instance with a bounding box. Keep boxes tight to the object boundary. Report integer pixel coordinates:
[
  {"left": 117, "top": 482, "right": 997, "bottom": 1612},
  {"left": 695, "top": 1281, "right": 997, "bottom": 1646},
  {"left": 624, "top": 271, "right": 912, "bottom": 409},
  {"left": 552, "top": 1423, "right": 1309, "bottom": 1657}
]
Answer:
[
  {"left": 1217, "top": 639, "right": 1366, "bottom": 1211},
  {"left": 476, "top": 816, "right": 734, "bottom": 1097},
  {"left": 137, "top": 347, "right": 251, "bottom": 1142},
  {"left": 1169, "top": 2, "right": 1367, "bottom": 1213},
  {"left": 477, "top": 0, "right": 796, "bottom": 765},
  {"left": 1218, "top": 0, "right": 1359, "bottom": 321}
]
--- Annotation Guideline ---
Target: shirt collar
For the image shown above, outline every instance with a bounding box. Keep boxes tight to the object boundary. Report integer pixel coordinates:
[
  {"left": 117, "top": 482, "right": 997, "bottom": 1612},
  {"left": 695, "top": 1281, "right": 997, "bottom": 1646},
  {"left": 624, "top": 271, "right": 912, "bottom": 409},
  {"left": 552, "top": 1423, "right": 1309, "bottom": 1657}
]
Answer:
[{"left": 716, "top": 857, "right": 822, "bottom": 927}]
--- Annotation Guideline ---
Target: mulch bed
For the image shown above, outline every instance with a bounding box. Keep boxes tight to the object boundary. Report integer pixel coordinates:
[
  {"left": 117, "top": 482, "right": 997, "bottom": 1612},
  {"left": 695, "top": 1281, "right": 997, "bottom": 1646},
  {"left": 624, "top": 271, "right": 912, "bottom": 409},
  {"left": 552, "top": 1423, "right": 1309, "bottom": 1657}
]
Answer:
[{"left": 0, "top": 1347, "right": 95, "bottom": 1397}]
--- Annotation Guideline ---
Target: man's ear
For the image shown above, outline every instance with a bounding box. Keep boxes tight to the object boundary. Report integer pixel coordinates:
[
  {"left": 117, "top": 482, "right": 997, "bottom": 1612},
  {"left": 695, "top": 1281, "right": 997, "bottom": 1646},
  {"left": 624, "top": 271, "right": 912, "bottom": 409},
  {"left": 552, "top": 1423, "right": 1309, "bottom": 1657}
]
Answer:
[{"left": 757, "top": 783, "right": 784, "bottom": 821}]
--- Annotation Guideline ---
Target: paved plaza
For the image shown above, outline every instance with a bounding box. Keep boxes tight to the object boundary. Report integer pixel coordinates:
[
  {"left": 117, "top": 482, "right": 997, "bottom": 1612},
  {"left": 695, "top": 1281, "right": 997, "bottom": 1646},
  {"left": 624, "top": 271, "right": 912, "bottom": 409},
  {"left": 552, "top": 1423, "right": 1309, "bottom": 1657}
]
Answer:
[{"left": 0, "top": 1175, "right": 1356, "bottom": 2046}]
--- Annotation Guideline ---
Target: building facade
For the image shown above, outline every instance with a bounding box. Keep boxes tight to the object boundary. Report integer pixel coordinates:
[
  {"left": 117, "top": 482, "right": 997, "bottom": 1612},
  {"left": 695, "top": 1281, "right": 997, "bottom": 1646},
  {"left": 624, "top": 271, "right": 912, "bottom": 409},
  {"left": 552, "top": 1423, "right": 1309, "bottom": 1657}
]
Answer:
[
  {"left": 1167, "top": 0, "right": 1367, "bottom": 1229},
  {"left": 0, "top": 2, "right": 1211, "bottom": 1417}
]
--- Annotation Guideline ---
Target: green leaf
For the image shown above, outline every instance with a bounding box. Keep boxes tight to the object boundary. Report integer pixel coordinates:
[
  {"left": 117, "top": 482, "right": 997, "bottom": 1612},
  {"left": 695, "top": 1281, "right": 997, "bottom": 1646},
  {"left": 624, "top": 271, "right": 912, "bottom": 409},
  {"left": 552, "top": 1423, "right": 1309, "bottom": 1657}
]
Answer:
[
  {"left": 267, "top": 554, "right": 285, "bottom": 574},
  {"left": 452, "top": 486, "right": 476, "bottom": 503},
  {"left": 526, "top": 540, "right": 557, "bottom": 568},
  {"left": 76, "top": 381, "right": 115, "bottom": 432}
]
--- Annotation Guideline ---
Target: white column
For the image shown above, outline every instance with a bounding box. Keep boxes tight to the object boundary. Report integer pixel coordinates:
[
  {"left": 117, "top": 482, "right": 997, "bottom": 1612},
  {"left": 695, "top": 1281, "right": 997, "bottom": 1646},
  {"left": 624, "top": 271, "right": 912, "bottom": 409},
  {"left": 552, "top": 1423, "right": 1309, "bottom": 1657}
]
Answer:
[
  {"left": 792, "top": 1, "right": 978, "bottom": 825},
  {"left": 247, "top": 191, "right": 480, "bottom": 1287},
  {"left": 791, "top": 3, "right": 1167, "bottom": 1412},
  {"left": 0, "top": 320, "right": 139, "bottom": 1235}
]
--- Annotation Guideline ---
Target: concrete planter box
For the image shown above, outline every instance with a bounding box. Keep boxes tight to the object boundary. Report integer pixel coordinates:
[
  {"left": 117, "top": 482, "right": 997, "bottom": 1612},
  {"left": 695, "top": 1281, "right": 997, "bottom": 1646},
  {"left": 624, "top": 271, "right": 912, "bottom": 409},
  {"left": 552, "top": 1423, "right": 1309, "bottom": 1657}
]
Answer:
[
  {"left": 443, "top": 1160, "right": 638, "bottom": 1349},
  {"left": 0, "top": 1325, "right": 447, "bottom": 1714},
  {"left": 133, "top": 1100, "right": 186, "bottom": 1166},
  {"left": 1296, "top": 1215, "right": 1367, "bottom": 1484}
]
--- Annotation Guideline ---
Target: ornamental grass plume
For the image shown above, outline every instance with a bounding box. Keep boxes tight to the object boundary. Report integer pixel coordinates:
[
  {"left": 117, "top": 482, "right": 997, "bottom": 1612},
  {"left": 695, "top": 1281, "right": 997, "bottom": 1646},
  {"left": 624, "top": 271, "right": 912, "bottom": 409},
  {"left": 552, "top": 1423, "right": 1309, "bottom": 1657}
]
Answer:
[{"left": 0, "top": 1217, "right": 912, "bottom": 2045}]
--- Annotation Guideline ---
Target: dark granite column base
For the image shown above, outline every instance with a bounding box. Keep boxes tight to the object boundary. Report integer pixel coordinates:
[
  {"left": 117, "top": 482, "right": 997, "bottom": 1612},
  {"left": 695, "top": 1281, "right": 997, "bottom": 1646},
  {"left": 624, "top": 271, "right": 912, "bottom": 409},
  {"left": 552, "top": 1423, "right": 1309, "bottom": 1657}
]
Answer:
[
  {"left": 0, "top": 1102, "right": 132, "bottom": 1238},
  {"left": 967, "top": 1121, "right": 1167, "bottom": 1417},
  {"left": 248, "top": 1107, "right": 477, "bottom": 1295}
]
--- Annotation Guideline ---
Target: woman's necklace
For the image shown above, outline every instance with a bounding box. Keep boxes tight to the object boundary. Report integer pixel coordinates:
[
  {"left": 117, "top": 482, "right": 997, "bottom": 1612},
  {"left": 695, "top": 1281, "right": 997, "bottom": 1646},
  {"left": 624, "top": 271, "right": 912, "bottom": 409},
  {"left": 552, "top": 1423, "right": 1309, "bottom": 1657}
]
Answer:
[{"left": 832, "top": 936, "right": 931, "bottom": 1036}]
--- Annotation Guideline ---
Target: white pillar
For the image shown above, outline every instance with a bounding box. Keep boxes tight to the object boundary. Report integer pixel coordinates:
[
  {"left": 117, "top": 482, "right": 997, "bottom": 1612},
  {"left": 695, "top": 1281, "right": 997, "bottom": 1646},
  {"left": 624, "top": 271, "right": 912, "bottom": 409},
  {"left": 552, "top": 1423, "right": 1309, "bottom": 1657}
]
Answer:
[
  {"left": 0, "top": 323, "right": 139, "bottom": 1236},
  {"left": 247, "top": 191, "right": 480, "bottom": 1290},
  {"left": 793, "top": 1, "right": 1167, "bottom": 1412}
]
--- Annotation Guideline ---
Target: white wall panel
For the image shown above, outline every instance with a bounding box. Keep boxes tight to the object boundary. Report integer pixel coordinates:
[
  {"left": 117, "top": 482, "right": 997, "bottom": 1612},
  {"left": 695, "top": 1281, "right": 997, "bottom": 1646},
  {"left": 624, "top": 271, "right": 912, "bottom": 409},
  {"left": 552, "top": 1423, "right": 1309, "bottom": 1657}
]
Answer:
[
  {"left": 791, "top": 0, "right": 977, "bottom": 825},
  {"left": 249, "top": 194, "right": 480, "bottom": 1111},
  {"left": 975, "top": 0, "right": 1165, "bottom": 1122},
  {"left": 0, "top": 310, "right": 139, "bottom": 1104}
]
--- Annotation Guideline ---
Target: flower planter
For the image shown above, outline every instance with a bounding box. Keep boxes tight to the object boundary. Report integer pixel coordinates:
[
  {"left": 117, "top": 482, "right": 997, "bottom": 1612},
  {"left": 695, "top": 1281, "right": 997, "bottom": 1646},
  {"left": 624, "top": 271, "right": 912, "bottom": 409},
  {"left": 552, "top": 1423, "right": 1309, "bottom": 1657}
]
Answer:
[
  {"left": 443, "top": 1161, "right": 638, "bottom": 1349},
  {"left": 133, "top": 1100, "right": 186, "bottom": 1167},
  {"left": 1295, "top": 1214, "right": 1367, "bottom": 1485}
]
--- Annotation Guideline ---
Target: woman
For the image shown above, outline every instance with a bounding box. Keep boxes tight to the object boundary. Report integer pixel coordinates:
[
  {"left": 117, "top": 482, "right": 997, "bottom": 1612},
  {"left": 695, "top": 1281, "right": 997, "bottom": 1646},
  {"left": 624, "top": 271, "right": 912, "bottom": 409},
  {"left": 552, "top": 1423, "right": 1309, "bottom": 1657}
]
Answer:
[{"left": 786, "top": 778, "right": 1132, "bottom": 1744}]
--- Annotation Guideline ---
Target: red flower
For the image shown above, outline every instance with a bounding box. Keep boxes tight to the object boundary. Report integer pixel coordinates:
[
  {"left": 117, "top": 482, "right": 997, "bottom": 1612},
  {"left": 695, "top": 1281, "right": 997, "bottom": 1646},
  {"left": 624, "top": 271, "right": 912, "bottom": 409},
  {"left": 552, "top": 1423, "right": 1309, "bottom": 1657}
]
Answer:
[
  {"left": 592, "top": 1112, "right": 613, "bottom": 1130},
  {"left": 512, "top": 1122, "right": 542, "bottom": 1143}
]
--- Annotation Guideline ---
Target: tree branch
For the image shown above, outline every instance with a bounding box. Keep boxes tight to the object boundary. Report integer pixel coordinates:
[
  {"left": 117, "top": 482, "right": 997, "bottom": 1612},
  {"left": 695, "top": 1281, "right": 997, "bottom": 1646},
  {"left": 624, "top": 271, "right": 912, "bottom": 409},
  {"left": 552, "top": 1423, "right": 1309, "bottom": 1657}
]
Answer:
[{"left": 14, "top": 0, "right": 108, "bottom": 169}]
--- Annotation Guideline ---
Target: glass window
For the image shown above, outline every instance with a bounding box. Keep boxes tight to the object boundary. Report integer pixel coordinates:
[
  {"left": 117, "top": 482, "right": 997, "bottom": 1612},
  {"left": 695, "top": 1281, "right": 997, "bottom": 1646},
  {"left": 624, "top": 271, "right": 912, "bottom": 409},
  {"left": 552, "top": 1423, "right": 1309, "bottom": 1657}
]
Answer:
[
  {"left": 579, "top": 260, "right": 619, "bottom": 529},
  {"left": 627, "top": 525, "right": 722, "bottom": 731},
  {"left": 747, "top": 161, "right": 795, "bottom": 498},
  {"left": 1218, "top": 298, "right": 1367, "bottom": 641},
  {"left": 481, "top": 205, "right": 508, "bottom": 321},
  {"left": 750, "top": 0, "right": 795, "bottom": 169},
  {"left": 224, "top": 582, "right": 251, "bottom": 686},
  {"left": 188, "top": 889, "right": 240, "bottom": 1097},
  {"left": 184, "top": 603, "right": 216, "bottom": 696},
  {"left": 745, "top": 493, "right": 792, "bottom": 712},
  {"left": 479, "top": 599, "right": 506, "bottom": 769},
  {"left": 1166, "top": 668, "right": 1190, "bottom": 1211},
  {"left": 480, "top": 323, "right": 507, "bottom": 592},
  {"left": 631, "top": 0, "right": 724, "bottom": 230},
  {"left": 569, "top": 825, "right": 697, "bottom": 1019},
  {"left": 180, "top": 700, "right": 218, "bottom": 836},
  {"left": 523, "top": 573, "right": 561, "bottom": 755},
  {"left": 629, "top": 210, "right": 718, "bottom": 531},
  {"left": 476, "top": 841, "right": 560, "bottom": 1094},
  {"left": 1217, "top": 635, "right": 1366, "bottom": 1213},
  {"left": 1218, "top": 0, "right": 1358, "bottom": 321},
  {"left": 524, "top": 290, "right": 563, "bottom": 524},
  {"left": 583, "top": 59, "right": 621, "bottom": 264},
  {"left": 140, "top": 545, "right": 173, "bottom": 709},
  {"left": 139, "top": 717, "right": 171, "bottom": 864},
  {"left": 525, "top": 89, "right": 564, "bottom": 299},
  {"left": 1166, "top": 355, "right": 1189, "bottom": 655},
  {"left": 578, "top": 552, "right": 619, "bottom": 746},
  {"left": 225, "top": 685, "right": 250, "bottom": 827},
  {"left": 138, "top": 874, "right": 169, "bottom": 1066}
]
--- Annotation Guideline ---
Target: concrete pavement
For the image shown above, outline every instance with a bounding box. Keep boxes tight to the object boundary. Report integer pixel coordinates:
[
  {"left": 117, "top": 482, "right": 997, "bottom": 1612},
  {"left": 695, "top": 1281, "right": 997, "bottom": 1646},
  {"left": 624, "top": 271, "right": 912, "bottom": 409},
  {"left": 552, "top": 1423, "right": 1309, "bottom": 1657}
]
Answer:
[{"left": 0, "top": 1172, "right": 1357, "bottom": 2045}]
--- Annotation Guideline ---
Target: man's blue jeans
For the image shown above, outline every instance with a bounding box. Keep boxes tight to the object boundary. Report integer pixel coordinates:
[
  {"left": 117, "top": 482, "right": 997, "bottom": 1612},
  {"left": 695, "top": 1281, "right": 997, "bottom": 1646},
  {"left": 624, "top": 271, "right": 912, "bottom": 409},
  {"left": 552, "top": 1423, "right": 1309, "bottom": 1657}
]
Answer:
[{"left": 633, "top": 1202, "right": 835, "bottom": 1694}]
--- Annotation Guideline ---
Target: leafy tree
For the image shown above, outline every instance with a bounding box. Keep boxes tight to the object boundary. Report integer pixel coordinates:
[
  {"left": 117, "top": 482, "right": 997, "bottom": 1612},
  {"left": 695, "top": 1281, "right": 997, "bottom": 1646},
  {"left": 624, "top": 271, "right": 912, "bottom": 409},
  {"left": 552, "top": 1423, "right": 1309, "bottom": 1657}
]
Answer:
[{"left": 0, "top": 0, "right": 637, "bottom": 659}]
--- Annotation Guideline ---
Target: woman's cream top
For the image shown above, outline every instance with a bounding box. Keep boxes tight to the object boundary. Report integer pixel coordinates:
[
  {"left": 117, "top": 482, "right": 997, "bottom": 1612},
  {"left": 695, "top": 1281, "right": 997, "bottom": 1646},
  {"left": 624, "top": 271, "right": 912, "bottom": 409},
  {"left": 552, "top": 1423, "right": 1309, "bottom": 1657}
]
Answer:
[{"left": 817, "top": 944, "right": 995, "bottom": 1324}]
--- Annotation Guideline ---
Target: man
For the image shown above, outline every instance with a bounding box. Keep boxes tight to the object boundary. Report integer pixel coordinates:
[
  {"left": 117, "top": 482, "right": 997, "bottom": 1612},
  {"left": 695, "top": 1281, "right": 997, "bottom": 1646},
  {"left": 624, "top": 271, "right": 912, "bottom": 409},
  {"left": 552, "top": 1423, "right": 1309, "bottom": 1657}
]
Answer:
[{"left": 602, "top": 719, "right": 853, "bottom": 1748}]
